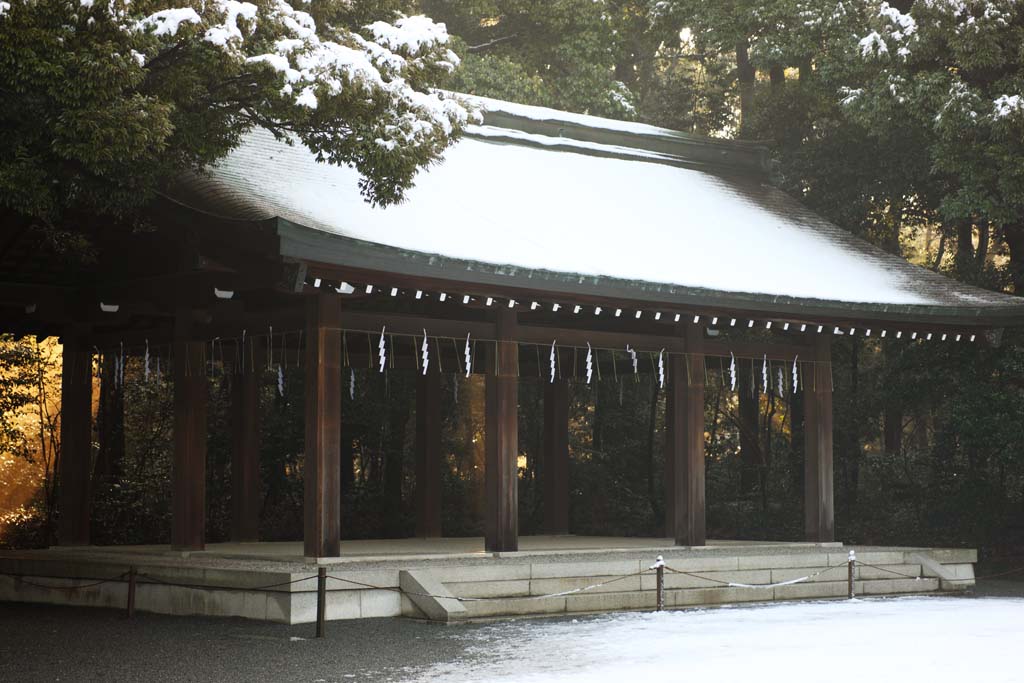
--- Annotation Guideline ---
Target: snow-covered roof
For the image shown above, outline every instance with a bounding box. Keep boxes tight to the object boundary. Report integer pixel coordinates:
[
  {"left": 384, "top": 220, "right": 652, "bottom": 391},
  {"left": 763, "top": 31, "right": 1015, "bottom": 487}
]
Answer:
[{"left": 169, "top": 96, "right": 1024, "bottom": 327}]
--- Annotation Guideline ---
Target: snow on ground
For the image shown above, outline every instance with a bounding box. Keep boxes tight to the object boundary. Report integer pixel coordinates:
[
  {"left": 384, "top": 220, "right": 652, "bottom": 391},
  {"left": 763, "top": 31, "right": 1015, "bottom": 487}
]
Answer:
[{"left": 410, "top": 597, "right": 1024, "bottom": 683}]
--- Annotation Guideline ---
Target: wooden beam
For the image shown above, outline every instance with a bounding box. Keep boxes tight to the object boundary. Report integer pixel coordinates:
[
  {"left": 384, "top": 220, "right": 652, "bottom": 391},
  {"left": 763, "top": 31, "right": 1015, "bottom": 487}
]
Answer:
[
  {"left": 703, "top": 339, "right": 811, "bottom": 362},
  {"left": 804, "top": 336, "right": 835, "bottom": 542},
  {"left": 342, "top": 310, "right": 495, "bottom": 341},
  {"left": 678, "top": 326, "right": 706, "bottom": 546},
  {"left": 303, "top": 292, "right": 343, "bottom": 558},
  {"left": 485, "top": 308, "right": 519, "bottom": 552},
  {"left": 415, "top": 372, "right": 443, "bottom": 538},
  {"left": 56, "top": 335, "right": 92, "bottom": 546},
  {"left": 172, "top": 311, "right": 208, "bottom": 551},
  {"left": 542, "top": 379, "right": 570, "bottom": 535},
  {"left": 230, "top": 338, "right": 262, "bottom": 543},
  {"left": 667, "top": 326, "right": 706, "bottom": 546}
]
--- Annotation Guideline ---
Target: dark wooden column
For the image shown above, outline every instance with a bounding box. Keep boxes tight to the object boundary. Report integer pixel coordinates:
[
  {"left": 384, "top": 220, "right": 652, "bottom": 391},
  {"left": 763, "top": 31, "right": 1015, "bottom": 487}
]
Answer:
[
  {"left": 542, "top": 378, "right": 570, "bottom": 535},
  {"left": 415, "top": 371, "right": 442, "bottom": 538},
  {"left": 804, "top": 336, "right": 835, "bottom": 542},
  {"left": 57, "top": 335, "right": 92, "bottom": 546},
  {"left": 172, "top": 311, "right": 208, "bottom": 551},
  {"left": 303, "top": 292, "right": 342, "bottom": 558},
  {"left": 485, "top": 308, "right": 518, "bottom": 552},
  {"left": 230, "top": 339, "right": 262, "bottom": 543},
  {"left": 668, "top": 326, "right": 706, "bottom": 546}
]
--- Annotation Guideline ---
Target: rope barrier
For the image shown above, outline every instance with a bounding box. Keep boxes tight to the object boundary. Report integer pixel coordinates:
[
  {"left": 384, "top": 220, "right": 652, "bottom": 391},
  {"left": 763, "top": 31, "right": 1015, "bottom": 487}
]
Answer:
[
  {"left": 0, "top": 571, "right": 128, "bottom": 591},
  {"left": 663, "top": 563, "right": 848, "bottom": 589},
  {"left": 325, "top": 569, "right": 649, "bottom": 602},
  {"left": 851, "top": 561, "right": 922, "bottom": 581},
  {"left": 136, "top": 572, "right": 320, "bottom": 593}
]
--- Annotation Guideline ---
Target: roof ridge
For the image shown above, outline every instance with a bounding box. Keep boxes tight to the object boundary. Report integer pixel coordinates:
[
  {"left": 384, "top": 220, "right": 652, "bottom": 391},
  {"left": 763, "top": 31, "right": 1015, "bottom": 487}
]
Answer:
[{"left": 456, "top": 92, "right": 773, "bottom": 177}]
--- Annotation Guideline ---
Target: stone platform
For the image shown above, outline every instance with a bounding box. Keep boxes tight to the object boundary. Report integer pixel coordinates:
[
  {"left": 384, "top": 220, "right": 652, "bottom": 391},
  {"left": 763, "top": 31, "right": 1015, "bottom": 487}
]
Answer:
[{"left": 0, "top": 537, "right": 976, "bottom": 623}]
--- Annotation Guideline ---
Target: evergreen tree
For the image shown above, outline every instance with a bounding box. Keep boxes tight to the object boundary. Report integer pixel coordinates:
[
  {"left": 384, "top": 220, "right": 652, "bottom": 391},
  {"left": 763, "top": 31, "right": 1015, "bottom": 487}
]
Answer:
[{"left": 0, "top": 0, "right": 472, "bottom": 254}]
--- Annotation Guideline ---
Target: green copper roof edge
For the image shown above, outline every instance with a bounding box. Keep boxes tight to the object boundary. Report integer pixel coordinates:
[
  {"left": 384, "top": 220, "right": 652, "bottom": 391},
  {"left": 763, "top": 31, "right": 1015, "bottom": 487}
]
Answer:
[
  {"left": 275, "top": 219, "right": 1024, "bottom": 328},
  {"left": 461, "top": 129, "right": 762, "bottom": 179},
  {"left": 478, "top": 110, "right": 772, "bottom": 177}
]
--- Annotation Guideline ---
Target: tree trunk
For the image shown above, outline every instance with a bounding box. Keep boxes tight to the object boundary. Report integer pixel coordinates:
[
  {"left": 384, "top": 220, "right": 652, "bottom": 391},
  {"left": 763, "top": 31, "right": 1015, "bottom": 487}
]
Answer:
[
  {"left": 789, "top": 388, "right": 805, "bottom": 496},
  {"left": 738, "top": 361, "right": 761, "bottom": 494},
  {"left": 844, "top": 340, "right": 861, "bottom": 508},
  {"left": 1003, "top": 222, "right": 1024, "bottom": 295},
  {"left": 954, "top": 221, "right": 975, "bottom": 277},
  {"left": 736, "top": 39, "right": 756, "bottom": 135},
  {"left": 797, "top": 57, "right": 812, "bottom": 84},
  {"left": 382, "top": 390, "right": 411, "bottom": 538},
  {"left": 976, "top": 220, "right": 989, "bottom": 266},
  {"left": 646, "top": 379, "right": 661, "bottom": 526},
  {"left": 883, "top": 407, "right": 903, "bottom": 457},
  {"left": 93, "top": 353, "right": 124, "bottom": 483}
]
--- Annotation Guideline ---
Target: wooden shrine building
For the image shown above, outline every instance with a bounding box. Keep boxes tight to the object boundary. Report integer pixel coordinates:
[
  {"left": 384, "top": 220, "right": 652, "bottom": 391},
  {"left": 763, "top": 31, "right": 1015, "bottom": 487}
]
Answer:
[{"left": 4, "top": 95, "right": 1024, "bottom": 559}]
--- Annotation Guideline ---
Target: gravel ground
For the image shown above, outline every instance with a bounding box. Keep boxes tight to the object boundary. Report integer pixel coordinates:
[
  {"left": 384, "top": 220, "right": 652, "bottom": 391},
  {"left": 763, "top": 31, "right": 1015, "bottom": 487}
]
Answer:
[{"left": 2, "top": 579, "right": 1021, "bottom": 682}]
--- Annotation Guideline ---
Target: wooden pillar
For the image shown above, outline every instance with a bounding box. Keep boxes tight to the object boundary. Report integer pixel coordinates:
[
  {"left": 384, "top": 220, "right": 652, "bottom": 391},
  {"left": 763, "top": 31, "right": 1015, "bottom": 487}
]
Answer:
[
  {"left": 668, "top": 327, "right": 706, "bottom": 546},
  {"left": 303, "top": 292, "right": 342, "bottom": 558},
  {"left": 230, "top": 339, "right": 262, "bottom": 543},
  {"left": 415, "top": 371, "right": 442, "bottom": 538},
  {"left": 804, "top": 336, "right": 835, "bottom": 542},
  {"left": 172, "top": 312, "right": 207, "bottom": 551},
  {"left": 57, "top": 335, "right": 92, "bottom": 546},
  {"left": 542, "top": 378, "right": 570, "bottom": 535},
  {"left": 485, "top": 308, "right": 518, "bottom": 552}
]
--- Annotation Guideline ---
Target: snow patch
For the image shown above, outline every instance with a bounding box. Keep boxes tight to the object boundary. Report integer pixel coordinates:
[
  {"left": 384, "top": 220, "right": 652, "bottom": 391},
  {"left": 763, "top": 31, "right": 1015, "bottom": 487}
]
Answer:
[
  {"left": 994, "top": 94, "right": 1023, "bottom": 119},
  {"left": 366, "top": 14, "right": 455, "bottom": 60},
  {"left": 136, "top": 8, "right": 202, "bottom": 37},
  {"left": 858, "top": 31, "right": 888, "bottom": 57},
  {"left": 203, "top": 0, "right": 258, "bottom": 48},
  {"left": 409, "top": 597, "right": 1024, "bottom": 683}
]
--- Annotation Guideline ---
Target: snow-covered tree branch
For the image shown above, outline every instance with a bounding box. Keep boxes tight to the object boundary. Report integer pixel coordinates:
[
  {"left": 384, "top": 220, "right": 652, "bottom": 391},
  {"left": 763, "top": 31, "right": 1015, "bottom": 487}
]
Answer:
[{"left": 0, "top": 0, "right": 473, "bottom": 245}]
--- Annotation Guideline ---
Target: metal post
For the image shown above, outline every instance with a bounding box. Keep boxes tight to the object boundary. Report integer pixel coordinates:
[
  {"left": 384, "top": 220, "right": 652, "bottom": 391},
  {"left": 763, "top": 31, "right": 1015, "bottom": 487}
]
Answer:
[
  {"left": 847, "top": 550, "right": 856, "bottom": 599},
  {"left": 127, "top": 566, "right": 136, "bottom": 618},
  {"left": 316, "top": 567, "right": 327, "bottom": 638},
  {"left": 657, "top": 565, "right": 665, "bottom": 611},
  {"left": 652, "top": 555, "right": 666, "bottom": 612}
]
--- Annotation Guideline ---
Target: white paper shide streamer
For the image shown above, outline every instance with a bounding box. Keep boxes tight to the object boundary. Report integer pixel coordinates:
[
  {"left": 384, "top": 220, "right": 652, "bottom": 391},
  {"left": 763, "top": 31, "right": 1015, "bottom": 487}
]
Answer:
[
  {"left": 277, "top": 365, "right": 284, "bottom": 396},
  {"left": 729, "top": 352, "right": 737, "bottom": 392},
  {"left": 549, "top": 340, "right": 557, "bottom": 383},
  {"left": 586, "top": 343, "right": 593, "bottom": 385},
  {"left": 762, "top": 354, "right": 768, "bottom": 394},
  {"left": 792, "top": 355, "right": 799, "bottom": 392},
  {"left": 144, "top": 339, "right": 150, "bottom": 383},
  {"left": 464, "top": 334, "right": 472, "bottom": 378},
  {"left": 658, "top": 349, "right": 665, "bottom": 389},
  {"left": 350, "top": 368, "right": 355, "bottom": 400},
  {"left": 421, "top": 329, "right": 430, "bottom": 376},
  {"left": 378, "top": 326, "right": 387, "bottom": 373},
  {"left": 777, "top": 367, "right": 785, "bottom": 398},
  {"left": 627, "top": 345, "right": 638, "bottom": 375}
]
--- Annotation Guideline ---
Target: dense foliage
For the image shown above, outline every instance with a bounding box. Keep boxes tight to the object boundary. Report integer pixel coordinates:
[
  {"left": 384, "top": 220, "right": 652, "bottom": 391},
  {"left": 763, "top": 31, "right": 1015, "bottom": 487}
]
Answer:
[
  {"left": 1, "top": 0, "right": 1023, "bottom": 558},
  {"left": 0, "top": 0, "right": 471, "bottom": 254}
]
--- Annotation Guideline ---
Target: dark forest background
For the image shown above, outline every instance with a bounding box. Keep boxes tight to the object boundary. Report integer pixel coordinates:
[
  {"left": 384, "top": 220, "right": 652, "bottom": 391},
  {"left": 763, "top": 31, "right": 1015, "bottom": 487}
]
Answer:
[{"left": 2, "top": 0, "right": 1023, "bottom": 559}]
